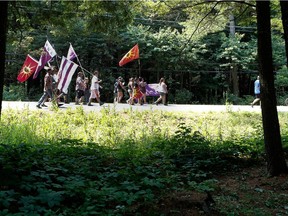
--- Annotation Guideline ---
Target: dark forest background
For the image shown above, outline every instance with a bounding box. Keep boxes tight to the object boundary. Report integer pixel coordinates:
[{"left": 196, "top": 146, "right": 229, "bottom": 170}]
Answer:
[{"left": 4, "top": 1, "right": 288, "bottom": 104}]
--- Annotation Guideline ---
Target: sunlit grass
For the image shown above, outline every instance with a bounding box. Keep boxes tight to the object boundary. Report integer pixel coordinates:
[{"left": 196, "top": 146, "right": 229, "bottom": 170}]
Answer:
[
  {"left": 0, "top": 106, "right": 266, "bottom": 147},
  {"left": 1, "top": 107, "right": 288, "bottom": 215}
]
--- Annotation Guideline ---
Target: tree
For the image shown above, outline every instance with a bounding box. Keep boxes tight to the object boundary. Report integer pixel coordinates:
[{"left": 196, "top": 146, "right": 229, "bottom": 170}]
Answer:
[
  {"left": 0, "top": 1, "right": 8, "bottom": 117},
  {"left": 256, "top": 1, "right": 288, "bottom": 176},
  {"left": 280, "top": 0, "right": 288, "bottom": 68}
]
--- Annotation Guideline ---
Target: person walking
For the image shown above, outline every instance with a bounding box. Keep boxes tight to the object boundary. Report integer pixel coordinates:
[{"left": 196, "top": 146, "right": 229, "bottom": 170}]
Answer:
[
  {"left": 250, "top": 76, "right": 260, "bottom": 107},
  {"left": 36, "top": 67, "right": 54, "bottom": 108},
  {"left": 75, "top": 71, "right": 85, "bottom": 105},
  {"left": 139, "top": 77, "right": 147, "bottom": 104},
  {"left": 84, "top": 77, "right": 90, "bottom": 105},
  {"left": 116, "top": 76, "right": 126, "bottom": 103},
  {"left": 154, "top": 77, "right": 168, "bottom": 106},
  {"left": 126, "top": 77, "right": 134, "bottom": 104},
  {"left": 87, "top": 70, "right": 104, "bottom": 106}
]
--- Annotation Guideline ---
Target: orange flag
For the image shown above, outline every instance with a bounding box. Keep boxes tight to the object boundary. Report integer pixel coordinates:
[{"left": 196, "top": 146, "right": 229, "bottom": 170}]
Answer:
[
  {"left": 17, "top": 55, "right": 39, "bottom": 82},
  {"left": 119, "top": 44, "right": 139, "bottom": 67}
]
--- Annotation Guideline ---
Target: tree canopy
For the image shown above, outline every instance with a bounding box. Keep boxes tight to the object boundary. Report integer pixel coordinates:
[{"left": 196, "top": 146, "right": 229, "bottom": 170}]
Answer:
[{"left": 3, "top": 0, "right": 287, "bottom": 105}]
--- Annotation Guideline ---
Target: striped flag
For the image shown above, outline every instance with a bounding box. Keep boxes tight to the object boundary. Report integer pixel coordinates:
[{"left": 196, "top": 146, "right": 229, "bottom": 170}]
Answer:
[
  {"left": 33, "top": 40, "right": 57, "bottom": 79},
  {"left": 57, "top": 56, "right": 78, "bottom": 94},
  {"left": 67, "top": 44, "right": 77, "bottom": 61}
]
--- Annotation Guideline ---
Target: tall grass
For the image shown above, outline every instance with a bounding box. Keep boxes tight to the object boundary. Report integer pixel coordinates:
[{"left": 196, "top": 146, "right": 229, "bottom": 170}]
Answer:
[
  {"left": 1, "top": 107, "right": 288, "bottom": 215},
  {"left": 0, "top": 107, "right": 262, "bottom": 145}
]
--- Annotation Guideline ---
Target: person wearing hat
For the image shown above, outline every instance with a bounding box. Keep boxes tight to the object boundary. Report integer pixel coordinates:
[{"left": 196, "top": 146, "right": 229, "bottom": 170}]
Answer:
[{"left": 75, "top": 71, "right": 85, "bottom": 105}]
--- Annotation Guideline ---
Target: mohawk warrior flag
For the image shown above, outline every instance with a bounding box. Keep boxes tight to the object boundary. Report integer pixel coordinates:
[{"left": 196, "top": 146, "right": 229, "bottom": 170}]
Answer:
[
  {"left": 33, "top": 40, "right": 57, "bottom": 79},
  {"left": 57, "top": 56, "right": 78, "bottom": 94},
  {"left": 17, "top": 55, "right": 39, "bottom": 82},
  {"left": 67, "top": 44, "right": 77, "bottom": 61},
  {"left": 119, "top": 44, "right": 139, "bottom": 67}
]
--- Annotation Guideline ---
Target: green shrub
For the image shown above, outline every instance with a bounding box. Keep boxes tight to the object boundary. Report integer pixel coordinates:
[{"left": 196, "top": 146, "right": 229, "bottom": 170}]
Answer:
[
  {"left": 3, "top": 85, "right": 27, "bottom": 101},
  {"left": 174, "top": 88, "right": 193, "bottom": 104},
  {"left": 1, "top": 108, "right": 282, "bottom": 215}
]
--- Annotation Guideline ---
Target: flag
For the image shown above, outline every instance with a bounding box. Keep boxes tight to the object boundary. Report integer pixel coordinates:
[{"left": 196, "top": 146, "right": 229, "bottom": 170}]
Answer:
[
  {"left": 57, "top": 56, "right": 78, "bottom": 94},
  {"left": 119, "top": 44, "right": 139, "bottom": 67},
  {"left": 67, "top": 44, "right": 77, "bottom": 61},
  {"left": 17, "top": 55, "right": 39, "bottom": 82},
  {"left": 146, "top": 84, "right": 160, "bottom": 97},
  {"left": 33, "top": 40, "right": 57, "bottom": 79}
]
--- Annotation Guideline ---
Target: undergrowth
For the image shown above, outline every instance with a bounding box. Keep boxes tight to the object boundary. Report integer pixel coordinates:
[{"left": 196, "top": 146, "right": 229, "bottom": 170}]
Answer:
[{"left": 0, "top": 107, "right": 287, "bottom": 215}]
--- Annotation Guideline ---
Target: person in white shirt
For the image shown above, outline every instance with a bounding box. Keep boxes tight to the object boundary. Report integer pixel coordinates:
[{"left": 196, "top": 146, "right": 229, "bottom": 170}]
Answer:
[
  {"left": 154, "top": 77, "right": 168, "bottom": 106},
  {"left": 87, "top": 70, "right": 104, "bottom": 106}
]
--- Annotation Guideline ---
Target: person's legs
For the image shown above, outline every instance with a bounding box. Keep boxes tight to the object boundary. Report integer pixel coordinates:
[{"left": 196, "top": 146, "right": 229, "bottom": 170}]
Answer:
[
  {"left": 37, "top": 91, "right": 49, "bottom": 108},
  {"left": 88, "top": 90, "right": 96, "bottom": 106},
  {"left": 251, "top": 98, "right": 260, "bottom": 107},
  {"left": 95, "top": 90, "right": 104, "bottom": 105},
  {"left": 117, "top": 91, "right": 123, "bottom": 103},
  {"left": 251, "top": 94, "right": 260, "bottom": 107},
  {"left": 75, "top": 90, "right": 79, "bottom": 105},
  {"left": 143, "top": 93, "right": 147, "bottom": 104},
  {"left": 162, "top": 94, "right": 166, "bottom": 105},
  {"left": 154, "top": 95, "right": 163, "bottom": 105}
]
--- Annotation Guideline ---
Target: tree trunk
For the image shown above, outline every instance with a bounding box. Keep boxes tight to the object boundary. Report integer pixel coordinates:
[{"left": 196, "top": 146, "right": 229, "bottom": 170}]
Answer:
[
  {"left": 256, "top": 1, "right": 288, "bottom": 176},
  {"left": 229, "top": 14, "right": 239, "bottom": 97},
  {"left": 0, "top": 1, "right": 8, "bottom": 118},
  {"left": 280, "top": 0, "right": 288, "bottom": 68},
  {"left": 231, "top": 64, "right": 239, "bottom": 97}
]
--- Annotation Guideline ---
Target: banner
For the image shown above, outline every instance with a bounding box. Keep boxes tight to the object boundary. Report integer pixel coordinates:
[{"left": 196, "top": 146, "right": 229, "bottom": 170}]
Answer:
[
  {"left": 146, "top": 84, "right": 160, "bottom": 97},
  {"left": 57, "top": 56, "right": 78, "bottom": 94},
  {"left": 33, "top": 40, "right": 57, "bottom": 79},
  {"left": 119, "top": 44, "right": 139, "bottom": 67},
  {"left": 17, "top": 55, "right": 38, "bottom": 82}
]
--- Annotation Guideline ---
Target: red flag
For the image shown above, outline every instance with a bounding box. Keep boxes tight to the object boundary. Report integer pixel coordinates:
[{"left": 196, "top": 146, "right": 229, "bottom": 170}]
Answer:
[
  {"left": 119, "top": 44, "right": 139, "bottom": 67},
  {"left": 17, "top": 55, "right": 39, "bottom": 82}
]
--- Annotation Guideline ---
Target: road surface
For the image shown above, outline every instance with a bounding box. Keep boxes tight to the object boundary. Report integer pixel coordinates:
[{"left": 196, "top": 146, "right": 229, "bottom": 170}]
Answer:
[{"left": 2, "top": 101, "right": 288, "bottom": 113}]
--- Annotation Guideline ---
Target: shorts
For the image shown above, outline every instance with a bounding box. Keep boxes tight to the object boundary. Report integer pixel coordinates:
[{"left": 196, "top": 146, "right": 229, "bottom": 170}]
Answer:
[
  {"left": 255, "top": 93, "right": 260, "bottom": 99},
  {"left": 76, "top": 89, "right": 84, "bottom": 99},
  {"left": 90, "top": 89, "right": 100, "bottom": 99}
]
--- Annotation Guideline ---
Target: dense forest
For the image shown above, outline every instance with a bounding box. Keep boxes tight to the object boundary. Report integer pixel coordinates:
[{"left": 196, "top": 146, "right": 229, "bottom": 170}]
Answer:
[
  {"left": 3, "top": 1, "right": 288, "bottom": 104},
  {"left": 1, "top": 1, "right": 288, "bottom": 215}
]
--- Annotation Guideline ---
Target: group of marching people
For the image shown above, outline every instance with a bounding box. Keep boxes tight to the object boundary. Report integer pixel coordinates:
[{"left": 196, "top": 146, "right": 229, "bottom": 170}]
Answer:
[
  {"left": 36, "top": 67, "right": 105, "bottom": 108},
  {"left": 114, "top": 76, "right": 147, "bottom": 105},
  {"left": 113, "top": 76, "right": 168, "bottom": 105},
  {"left": 75, "top": 70, "right": 104, "bottom": 106},
  {"left": 36, "top": 66, "right": 168, "bottom": 108},
  {"left": 36, "top": 66, "right": 66, "bottom": 108}
]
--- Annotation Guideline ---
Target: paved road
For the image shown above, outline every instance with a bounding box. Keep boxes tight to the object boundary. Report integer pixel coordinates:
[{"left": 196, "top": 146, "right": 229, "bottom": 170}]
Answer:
[{"left": 2, "top": 101, "right": 288, "bottom": 113}]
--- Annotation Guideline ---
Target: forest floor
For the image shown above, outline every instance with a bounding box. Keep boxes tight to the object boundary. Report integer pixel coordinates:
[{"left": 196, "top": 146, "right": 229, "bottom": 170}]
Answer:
[{"left": 156, "top": 163, "right": 288, "bottom": 215}]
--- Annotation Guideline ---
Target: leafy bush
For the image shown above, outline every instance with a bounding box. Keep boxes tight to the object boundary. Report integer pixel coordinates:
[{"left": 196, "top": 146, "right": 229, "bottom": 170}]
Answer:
[
  {"left": 1, "top": 108, "right": 286, "bottom": 215},
  {"left": 3, "top": 85, "right": 27, "bottom": 101},
  {"left": 173, "top": 88, "right": 194, "bottom": 104}
]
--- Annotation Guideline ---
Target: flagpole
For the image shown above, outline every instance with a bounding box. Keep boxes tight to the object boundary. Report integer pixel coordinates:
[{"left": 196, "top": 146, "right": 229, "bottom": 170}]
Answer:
[
  {"left": 80, "top": 67, "right": 94, "bottom": 76},
  {"left": 70, "top": 43, "right": 92, "bottom": 78},
  {"left": 138, "top": 59, "right": 141, "bottom": 77}
]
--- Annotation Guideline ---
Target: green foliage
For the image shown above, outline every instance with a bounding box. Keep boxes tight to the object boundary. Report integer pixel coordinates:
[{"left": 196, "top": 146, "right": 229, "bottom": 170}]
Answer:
[
  {"left": 3, "top": 85, "right": 27, "bottom": 101},
  {"left": 1, "top": 1, "right": 267, "bottom": 104},
  {"left": 173, "top": 88, "right": 194, "bottom": 104},
  {"left": 218, "top": 33, "right": 257, "bottom": 71},
  {"left": 1, "top": 108, "right": 285, "bottom": 215}
]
